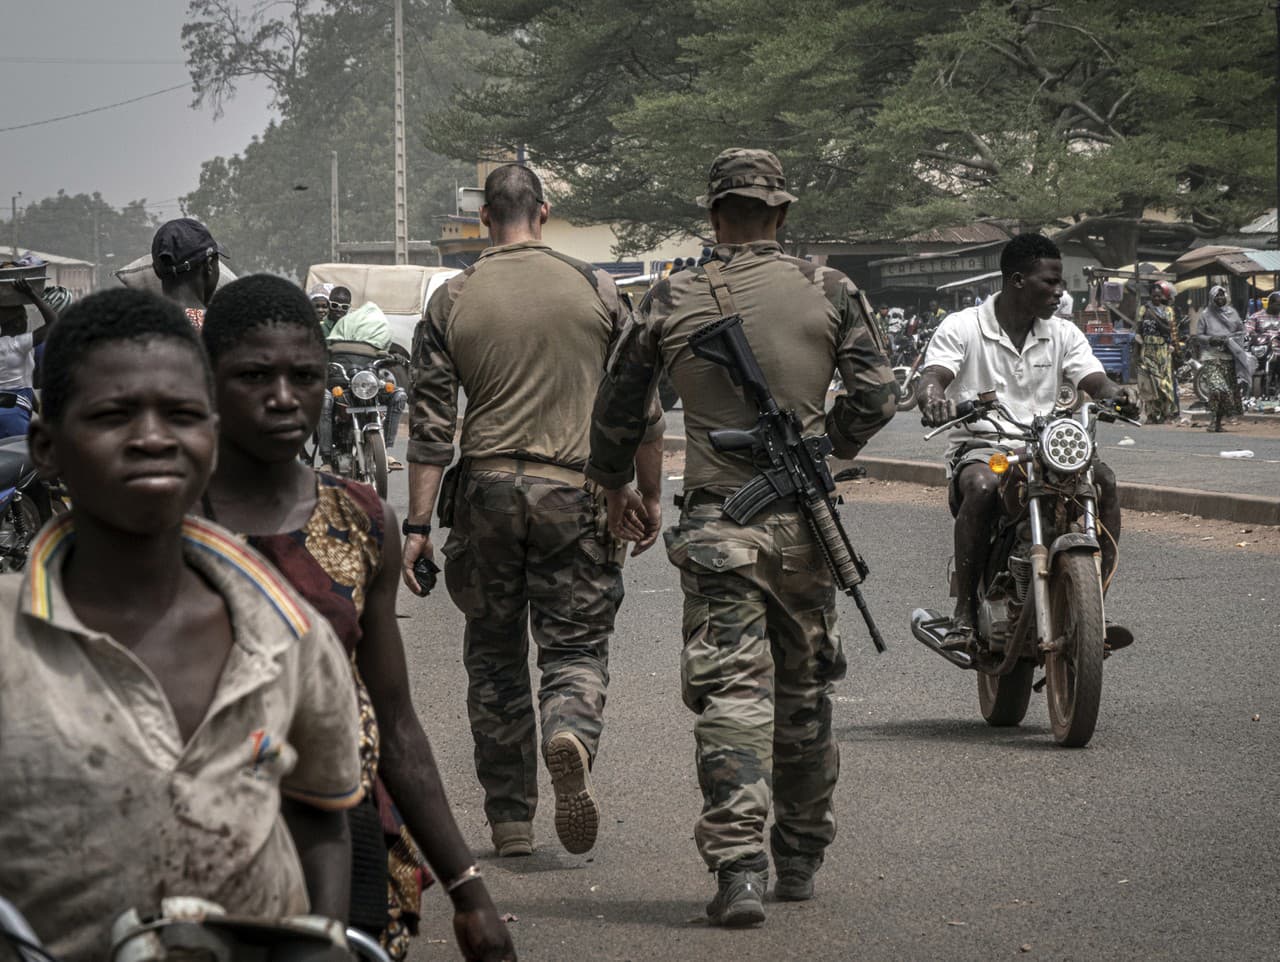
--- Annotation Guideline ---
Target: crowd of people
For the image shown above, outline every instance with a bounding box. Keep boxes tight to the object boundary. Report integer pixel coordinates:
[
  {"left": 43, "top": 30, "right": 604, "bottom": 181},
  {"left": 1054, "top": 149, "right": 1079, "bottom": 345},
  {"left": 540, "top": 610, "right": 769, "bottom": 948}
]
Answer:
[{"left": 0, "top": 147, "right": 1178, "bottom": 962}]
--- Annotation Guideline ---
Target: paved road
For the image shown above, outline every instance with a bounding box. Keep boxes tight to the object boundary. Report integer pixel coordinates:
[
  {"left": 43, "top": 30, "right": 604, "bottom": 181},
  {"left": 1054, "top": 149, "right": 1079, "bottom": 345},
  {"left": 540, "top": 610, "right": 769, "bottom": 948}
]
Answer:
[
  {"left": 664, "top": 408, "right": 1280, "bottom": 498},
  {"left": 378, "top": 466, "right": 1279, "bottom": 962}
]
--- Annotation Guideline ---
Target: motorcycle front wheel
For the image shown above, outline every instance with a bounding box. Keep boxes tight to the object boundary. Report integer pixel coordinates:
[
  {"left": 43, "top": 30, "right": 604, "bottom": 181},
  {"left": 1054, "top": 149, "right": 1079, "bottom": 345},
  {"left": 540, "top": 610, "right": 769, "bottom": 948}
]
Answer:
[
  {"left": 1044, "top": 551, "right": 1105, "bottom": 747},
  {"left": 977, "top": 660, "right": 1034, "bottom": 726},
  {"left": 362, "top": 430, "right": 388, "bottom": 499},
  {"left": 893, "top": 368, "right": 920, "bottom": 411}
]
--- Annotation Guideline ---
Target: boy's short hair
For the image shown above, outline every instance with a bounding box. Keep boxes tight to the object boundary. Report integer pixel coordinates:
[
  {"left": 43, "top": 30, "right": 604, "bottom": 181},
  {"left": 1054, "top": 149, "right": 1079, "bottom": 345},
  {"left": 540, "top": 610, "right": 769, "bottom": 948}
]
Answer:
[
  {"left": 202, "top": 274, "right": 325, "bottom": 367},
  {"left": 41, "top": 288, "right": 212, "bottom": 424},
  {"left": 1000, "top": 233, "right": 1061, "bottom": 279}
]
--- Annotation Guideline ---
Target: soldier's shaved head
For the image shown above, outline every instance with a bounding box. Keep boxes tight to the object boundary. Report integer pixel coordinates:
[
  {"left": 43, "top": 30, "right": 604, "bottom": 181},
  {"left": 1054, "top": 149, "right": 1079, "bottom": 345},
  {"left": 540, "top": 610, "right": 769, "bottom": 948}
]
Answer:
[{"left": 483, "top": 164, "right": 546, "bottom": 227}]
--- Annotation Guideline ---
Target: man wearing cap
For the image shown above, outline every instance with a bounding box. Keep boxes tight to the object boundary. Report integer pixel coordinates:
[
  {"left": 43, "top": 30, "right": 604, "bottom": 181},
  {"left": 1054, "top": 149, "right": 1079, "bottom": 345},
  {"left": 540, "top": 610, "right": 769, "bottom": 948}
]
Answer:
[
  {"left": 150, "top": 217, "right": 228, "bottom": 328},
  {"left": 586, "top": 148, "right": 896, "bottom": 926},
  {"left": 400, "top": 162, "right": 665, "bottom": 861}
]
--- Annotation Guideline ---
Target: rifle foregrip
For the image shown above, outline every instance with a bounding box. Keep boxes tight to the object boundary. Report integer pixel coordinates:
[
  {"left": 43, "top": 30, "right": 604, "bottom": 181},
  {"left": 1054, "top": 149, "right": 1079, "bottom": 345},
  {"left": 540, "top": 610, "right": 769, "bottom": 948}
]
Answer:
[{"left": 806, "top": 494, "right": 862, "bottom": 589}]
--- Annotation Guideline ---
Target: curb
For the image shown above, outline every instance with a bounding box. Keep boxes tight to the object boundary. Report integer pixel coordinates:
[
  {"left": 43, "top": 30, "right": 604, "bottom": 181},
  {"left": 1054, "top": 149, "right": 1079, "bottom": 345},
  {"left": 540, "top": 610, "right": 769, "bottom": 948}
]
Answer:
[{"left": 662, "top": 436, "right": 1280, "bottom": 527}]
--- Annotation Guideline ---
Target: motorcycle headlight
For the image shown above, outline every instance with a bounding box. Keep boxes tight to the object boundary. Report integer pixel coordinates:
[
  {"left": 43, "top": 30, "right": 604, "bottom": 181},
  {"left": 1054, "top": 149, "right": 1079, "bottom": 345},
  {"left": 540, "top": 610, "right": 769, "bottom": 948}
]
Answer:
[
  {"left": 1039, "top": 418, "right": 1093, "bottom": 474},
  {"left": 1252, "top": 344, "right": 1269, "bottom": 357},
  {"left": 350, "top": 370, "right": 380, "bottom": 400}
]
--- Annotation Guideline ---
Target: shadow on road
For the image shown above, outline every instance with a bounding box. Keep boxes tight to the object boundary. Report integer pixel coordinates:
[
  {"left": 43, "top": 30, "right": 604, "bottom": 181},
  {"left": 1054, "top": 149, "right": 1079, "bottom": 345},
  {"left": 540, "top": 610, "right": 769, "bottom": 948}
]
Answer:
[{"left": 838, "top": 716, "right": 1060, "bottom": 750}]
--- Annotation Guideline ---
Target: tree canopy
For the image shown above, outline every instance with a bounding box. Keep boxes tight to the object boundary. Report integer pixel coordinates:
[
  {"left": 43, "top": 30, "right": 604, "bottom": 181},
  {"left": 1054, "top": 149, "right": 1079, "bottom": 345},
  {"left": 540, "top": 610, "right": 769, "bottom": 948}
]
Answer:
[
  {"left": 12, "top": 192, "right": 160, "bottom": 285},
  {"left": 432, "top": 0, "right": 1277, "bottom": 257},
  {"left": 181, "top": 0, "right": 502, "bottom": 278}
]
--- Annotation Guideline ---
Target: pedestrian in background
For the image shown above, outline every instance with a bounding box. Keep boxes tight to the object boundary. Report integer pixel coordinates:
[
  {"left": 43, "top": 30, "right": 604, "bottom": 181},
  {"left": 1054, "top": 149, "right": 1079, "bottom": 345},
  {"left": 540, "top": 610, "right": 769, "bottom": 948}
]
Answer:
[
  {"left": 150, "top": 217, "right": 227, "bottom": 328},
  {"left": 1135, "top": 281, "right": 1178, "bottom": 424},
  {"left": 401, "top": 163, "right": 665, "bottom": 860},
  {"left": 1196, "top": 284, "right": 1251, "bottom": 432},
  {"left": 0, "top": 278, "right": 58, "bottom": 438},
  {"left": 587, "top": 148, "right": 896, "bottom": 927}
]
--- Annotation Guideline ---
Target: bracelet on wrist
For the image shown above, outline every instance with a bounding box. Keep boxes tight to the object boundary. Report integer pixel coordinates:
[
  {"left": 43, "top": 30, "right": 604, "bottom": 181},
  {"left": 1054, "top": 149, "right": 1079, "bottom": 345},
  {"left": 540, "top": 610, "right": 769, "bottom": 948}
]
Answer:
[{"left": 444, "top": 864, "right": 483, "bottom": 895}]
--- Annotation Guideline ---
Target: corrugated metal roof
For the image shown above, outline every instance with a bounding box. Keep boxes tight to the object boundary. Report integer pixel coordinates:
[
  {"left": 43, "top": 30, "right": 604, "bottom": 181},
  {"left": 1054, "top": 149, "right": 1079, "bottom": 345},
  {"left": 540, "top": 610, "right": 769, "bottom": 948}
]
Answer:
[
  {"left": 903, "top": 222, "right": 1011, "bottom": 245},
  {"left": 1243, "top": 250, "right": 1280, "bottom": 273}
]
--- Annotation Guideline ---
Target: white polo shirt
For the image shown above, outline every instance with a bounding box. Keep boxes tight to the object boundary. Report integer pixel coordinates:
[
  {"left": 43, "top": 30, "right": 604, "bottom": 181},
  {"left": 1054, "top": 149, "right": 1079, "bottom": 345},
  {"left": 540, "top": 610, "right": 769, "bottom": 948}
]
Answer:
[{"left": 924, "top": 293, "right": 1104, "bottom": 457}]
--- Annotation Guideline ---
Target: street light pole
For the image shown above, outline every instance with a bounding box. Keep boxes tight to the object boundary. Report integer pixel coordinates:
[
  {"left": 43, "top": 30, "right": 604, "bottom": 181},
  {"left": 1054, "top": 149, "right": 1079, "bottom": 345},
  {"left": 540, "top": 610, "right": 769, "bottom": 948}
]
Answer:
[
  {"left": 393, "top": 0, "right": 409, "bottom": 265},
  {"left": 331, "top": 150, "right": 340, "bottom": 263},
  {"left": 10, "top": 192, "right": 20, "bottom": 258},
  {"left": 1274, "top": 1, "right": 1279, "bottom": 250}
]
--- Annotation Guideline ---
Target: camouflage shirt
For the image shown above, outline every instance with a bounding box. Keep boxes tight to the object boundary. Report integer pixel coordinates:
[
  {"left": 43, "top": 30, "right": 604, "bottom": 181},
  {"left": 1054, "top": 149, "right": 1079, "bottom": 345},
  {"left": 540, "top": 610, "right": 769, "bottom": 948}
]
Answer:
[
  {"left": 407, "top": 240, "right": 663, "bottom": 469},
  {"left": 586, "top": 240, "right": 896, "bottom": 490}
]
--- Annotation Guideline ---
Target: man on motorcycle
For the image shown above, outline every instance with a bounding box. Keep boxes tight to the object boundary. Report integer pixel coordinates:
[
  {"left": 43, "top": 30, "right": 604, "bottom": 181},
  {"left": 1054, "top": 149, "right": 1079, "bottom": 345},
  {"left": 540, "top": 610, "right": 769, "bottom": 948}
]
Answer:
[
  {"left": 1246, "top": 291, "right": 1280, "bottom": 336},
  {"left": 917, "top": 234, "right": 1139, "bottom": 649}
]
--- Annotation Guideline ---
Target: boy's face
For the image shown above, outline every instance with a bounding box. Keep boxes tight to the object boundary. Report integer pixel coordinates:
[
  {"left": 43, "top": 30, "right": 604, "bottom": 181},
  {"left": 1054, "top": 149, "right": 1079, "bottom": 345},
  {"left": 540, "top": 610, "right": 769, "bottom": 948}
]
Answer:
[
  {"left": 29, "top": 339, "right": 218, "bottom": 534},
  {"left": 213, "top": 325, "right": 327, "bottom": 464}
]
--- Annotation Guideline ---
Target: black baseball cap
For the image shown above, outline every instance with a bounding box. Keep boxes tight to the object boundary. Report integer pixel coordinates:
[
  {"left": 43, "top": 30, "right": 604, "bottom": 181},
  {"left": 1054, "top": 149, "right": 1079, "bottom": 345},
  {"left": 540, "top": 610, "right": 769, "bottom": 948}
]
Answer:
[{"left": 151, "top": 218, "right": 230, "bottom": 277}]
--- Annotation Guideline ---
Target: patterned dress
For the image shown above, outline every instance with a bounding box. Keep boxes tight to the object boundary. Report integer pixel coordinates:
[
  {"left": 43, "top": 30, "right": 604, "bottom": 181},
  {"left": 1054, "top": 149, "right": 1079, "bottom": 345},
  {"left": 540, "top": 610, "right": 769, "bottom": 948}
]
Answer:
[
  {"left": 1135, "top": 303, "right": 1178, "bottom": 423},
  {"left": 222, "top": 473, "right": 430, "bottom": 959}
]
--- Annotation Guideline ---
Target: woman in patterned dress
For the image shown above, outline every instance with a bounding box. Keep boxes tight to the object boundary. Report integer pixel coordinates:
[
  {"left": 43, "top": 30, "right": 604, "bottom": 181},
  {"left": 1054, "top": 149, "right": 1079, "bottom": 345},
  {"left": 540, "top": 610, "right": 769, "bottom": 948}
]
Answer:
[
  {"left": 1196, "top": 286, "right": 1250, "bottom": 433},
  {"left": 199, "top": 274, "right": 515, "bottom": 962},
  {"left": 1134, "top": 281, "right": 1179, "bottom": 424}
]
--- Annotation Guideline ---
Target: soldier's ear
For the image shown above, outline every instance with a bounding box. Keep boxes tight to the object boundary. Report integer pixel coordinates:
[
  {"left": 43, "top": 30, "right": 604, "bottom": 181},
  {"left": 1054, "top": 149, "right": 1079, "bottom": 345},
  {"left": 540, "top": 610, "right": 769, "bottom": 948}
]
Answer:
[{"left": 774, "top": 204, "right": 789, "bottom": 231}]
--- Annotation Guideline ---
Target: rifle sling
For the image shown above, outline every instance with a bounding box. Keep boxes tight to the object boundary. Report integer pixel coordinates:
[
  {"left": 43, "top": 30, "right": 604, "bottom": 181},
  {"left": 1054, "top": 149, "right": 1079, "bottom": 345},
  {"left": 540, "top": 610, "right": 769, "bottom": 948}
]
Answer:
[{"left": 702, "top": 261, "right": 739, "bottom": 317}]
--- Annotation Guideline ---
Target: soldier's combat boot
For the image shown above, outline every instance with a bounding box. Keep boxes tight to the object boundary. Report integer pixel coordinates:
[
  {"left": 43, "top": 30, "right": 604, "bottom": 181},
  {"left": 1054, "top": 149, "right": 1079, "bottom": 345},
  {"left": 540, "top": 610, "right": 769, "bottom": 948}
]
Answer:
[
  {"left": 706, "top": 857, "right": 768, "bottom": 928},
  {"left": 772, "top": 852, "right": 823, "bottom": 902},
  {"left": 545, "top": 731, "right": 600, "bottom": 854},
  {"left": 490, "top": 820, "right": 534, "bottom": 858}
]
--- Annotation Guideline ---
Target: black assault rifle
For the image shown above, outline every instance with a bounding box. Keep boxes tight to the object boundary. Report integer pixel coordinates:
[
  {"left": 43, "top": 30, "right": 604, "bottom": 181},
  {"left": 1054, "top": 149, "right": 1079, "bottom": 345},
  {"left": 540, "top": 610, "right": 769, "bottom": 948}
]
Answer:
[{"left": 688, "top": 313, "right": 886, "bottom": 653}]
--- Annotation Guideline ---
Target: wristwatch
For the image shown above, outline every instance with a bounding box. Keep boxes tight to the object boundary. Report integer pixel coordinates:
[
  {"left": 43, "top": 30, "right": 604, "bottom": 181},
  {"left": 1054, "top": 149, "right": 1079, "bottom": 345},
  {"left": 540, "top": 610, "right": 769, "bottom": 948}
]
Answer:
[{"left": 402, "top": 520, "right": 432, "bottom": 537}]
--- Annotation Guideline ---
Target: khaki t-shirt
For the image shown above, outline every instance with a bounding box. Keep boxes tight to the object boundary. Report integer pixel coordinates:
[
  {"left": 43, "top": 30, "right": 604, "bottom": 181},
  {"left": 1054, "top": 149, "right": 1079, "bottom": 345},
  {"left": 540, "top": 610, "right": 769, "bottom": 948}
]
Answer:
[
  {"left": 587, "top": 241, "right": 896, "bottom": 491},
  {"left": 407, "top": 240, "right": 661, "bottom": 469}
]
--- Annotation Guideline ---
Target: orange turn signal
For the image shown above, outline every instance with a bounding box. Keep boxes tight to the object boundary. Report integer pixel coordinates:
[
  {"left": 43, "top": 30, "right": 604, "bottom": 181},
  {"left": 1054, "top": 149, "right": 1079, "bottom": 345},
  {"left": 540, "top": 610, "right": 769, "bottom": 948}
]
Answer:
[
  {"left": 332, "top": 386, "right": 344, "bottom": 398},
  {"left": 385, "top": 382, "right": 395, "bottom": 393},
  {"left": 988, "top": 452, "right": 1010, "bottom": 474}
]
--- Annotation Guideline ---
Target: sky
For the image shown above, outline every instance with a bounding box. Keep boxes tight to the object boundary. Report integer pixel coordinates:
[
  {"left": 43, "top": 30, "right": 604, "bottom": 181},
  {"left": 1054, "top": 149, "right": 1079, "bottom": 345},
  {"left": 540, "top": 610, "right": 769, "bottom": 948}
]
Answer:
[{"left": 0, "top": 0, "right": 275, "bottom": 222}]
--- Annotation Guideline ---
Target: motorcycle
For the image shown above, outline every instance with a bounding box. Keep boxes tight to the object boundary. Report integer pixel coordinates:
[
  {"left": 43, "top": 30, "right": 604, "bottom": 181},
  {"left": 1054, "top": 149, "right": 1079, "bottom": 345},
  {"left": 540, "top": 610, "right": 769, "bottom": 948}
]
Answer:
[
  {"left": 0, "top": 894, "right": 391, "bottom": 962},
  {"left": 910, "top": 389, "right": 1138, "bottom": 748},
  {"left": 323, "top": 341, "right": 399, "bottom": 499},
  {"left": 891, "top": 327, "right": 934, "bottom": 412},
  {"left": 1246, "top": 327, "right": 1280, "bottom": 399},
  {"left": 0, "top": 395, "right": 52, "bottom": 573}
]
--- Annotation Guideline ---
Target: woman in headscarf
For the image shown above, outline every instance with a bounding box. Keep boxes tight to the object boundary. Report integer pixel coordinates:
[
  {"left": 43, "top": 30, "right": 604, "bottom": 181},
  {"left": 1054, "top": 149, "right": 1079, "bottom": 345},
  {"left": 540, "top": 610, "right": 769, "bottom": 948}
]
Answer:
[
  {"left": 1195, "top": 285, "right": 1253, "bottom": 432},
  {"left": 1134, "top": 281, "right": 1179, "bottom": 424}
]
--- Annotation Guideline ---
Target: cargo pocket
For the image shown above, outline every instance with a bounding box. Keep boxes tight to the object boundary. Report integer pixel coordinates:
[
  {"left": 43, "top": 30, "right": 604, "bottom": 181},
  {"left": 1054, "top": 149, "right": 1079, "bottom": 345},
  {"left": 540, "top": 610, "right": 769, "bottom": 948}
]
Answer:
[
  {"left": 815, "top": 607, "right": 847, "bottom": 684},
  {"left": 780, "top": 542, "right": 835, "bottom": 611},
  {"left": 441, "top": 530, "right": 474, "bottom": 614}
]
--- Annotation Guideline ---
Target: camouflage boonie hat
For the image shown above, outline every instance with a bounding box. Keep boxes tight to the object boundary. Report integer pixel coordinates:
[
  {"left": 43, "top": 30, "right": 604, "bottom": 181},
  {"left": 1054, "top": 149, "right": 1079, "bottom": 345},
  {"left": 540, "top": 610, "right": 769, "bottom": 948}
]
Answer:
[{"left": 697, "top": 148, "right": 798, "bottom": 208}]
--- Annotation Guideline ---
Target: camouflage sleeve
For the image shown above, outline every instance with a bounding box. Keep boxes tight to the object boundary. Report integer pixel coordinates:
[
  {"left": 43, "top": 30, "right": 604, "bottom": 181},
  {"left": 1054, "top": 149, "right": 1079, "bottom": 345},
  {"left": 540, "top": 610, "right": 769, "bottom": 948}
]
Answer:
[
  {"left": 826, "top": 276, "right": 897, "bottom": 459},
  {"left": 586, "top": 288, "right": 665, "bottom": 488},
  {"left": 406, "top": 279, "right": 461, "bottom": 466}
]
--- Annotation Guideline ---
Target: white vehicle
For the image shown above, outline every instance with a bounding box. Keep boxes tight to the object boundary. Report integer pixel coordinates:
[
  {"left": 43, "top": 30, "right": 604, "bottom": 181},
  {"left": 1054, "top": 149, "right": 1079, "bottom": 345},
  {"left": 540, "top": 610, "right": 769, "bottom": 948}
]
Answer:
[{"left": 304, "top": 263, "right": 460, "bottom": 380}]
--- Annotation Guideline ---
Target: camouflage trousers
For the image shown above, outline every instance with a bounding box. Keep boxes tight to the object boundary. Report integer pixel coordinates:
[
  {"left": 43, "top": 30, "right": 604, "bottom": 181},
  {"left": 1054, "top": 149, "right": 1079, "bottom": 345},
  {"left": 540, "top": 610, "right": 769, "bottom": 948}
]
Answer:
[
  {"left": 664, "top": 500, "right": 847, "bottom": 871},
  {"left": 442, "top": 468, "right": 623, "bottom": 825}
]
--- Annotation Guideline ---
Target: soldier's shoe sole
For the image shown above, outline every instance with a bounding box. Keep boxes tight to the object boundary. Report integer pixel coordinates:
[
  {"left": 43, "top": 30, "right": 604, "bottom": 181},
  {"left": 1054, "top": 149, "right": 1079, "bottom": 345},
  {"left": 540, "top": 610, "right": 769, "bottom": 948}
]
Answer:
[
  {"left": 707, "top": 894, "right": 766, "bottom": 927},
  {"left": 546, "top": 732, "right": 599, "bottom": 854}
]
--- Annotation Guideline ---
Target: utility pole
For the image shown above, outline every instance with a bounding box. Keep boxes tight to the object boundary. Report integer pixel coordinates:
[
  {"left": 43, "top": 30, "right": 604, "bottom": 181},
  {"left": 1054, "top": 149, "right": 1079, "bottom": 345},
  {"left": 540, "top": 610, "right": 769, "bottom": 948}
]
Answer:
[
  {"left": 92, "top": 204, "right": 101, "bottom": 290},
  {"left": 10, "top": 192, "right": 19, "bottom": 258},
  {"left": 1275, "top": 1, "right": 1279, "bottom": 250},
  {"left": 331, "top": 150, "right": 340, "bottom": 263},
  {"left": 393, "top": 0, "right": 409, "bottom": 265}
]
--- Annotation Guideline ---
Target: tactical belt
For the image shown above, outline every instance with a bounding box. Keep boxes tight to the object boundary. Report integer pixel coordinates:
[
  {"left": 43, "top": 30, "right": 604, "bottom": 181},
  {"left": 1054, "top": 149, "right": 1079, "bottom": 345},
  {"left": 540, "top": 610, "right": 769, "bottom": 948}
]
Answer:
[{"left": 469, "top": 455, "right": 586, "bottom": 488}]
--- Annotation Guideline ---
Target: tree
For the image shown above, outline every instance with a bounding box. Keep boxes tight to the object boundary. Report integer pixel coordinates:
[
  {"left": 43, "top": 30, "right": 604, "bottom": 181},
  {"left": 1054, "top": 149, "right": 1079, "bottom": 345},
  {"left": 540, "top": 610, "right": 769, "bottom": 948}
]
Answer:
[
  {"left": 433, "top": 0, "right": 1276, "bottom": 260},
  {"left": 181, "top": 0, "right": 501, "bottom": 278},
  {"left": 14, "top": 191, "right": 160, "bottom": 286}
]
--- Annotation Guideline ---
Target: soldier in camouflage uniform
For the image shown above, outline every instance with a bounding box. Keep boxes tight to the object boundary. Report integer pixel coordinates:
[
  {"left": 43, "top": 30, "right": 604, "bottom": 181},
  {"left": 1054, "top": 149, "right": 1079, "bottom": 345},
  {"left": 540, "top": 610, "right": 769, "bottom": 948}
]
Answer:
[
  {"left": 401, "top": 164, "right": 665, "bottom": 859},
  {"left": 586, "top": 149, "right": 897, "bottom": 927}
]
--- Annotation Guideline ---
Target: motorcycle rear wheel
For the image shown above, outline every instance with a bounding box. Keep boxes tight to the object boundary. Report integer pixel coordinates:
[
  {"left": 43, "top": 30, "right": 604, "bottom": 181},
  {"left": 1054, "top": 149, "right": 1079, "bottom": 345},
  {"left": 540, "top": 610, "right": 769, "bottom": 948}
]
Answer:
[
  {"left": 977, "top": 660, "right": 1034, "bottom": 726},
  {"left": 1044, "top": 551, "right": 1105, "bottom": 747},
  {"left": 362, "top": 431, "right": 388, "bottom": 499}
]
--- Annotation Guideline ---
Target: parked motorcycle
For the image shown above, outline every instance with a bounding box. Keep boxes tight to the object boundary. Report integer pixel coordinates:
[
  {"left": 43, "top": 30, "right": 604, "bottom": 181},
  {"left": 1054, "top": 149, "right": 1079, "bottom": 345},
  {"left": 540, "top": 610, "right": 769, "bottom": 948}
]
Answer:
[
  {"left": 891, "top": 328, "right": 933, "bottom": 412},
  {"left": 910, "top": 390, "right": 1138, "bottom": 748},
  {"left": 323, "top": 342, "right": 398, "bottom": 499},
  {"left": 0, "top": 396, "right": 52, "bottom": 573},
  {"left": 1246, "top": 327, "right": 1280, "bottom": 399}
]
